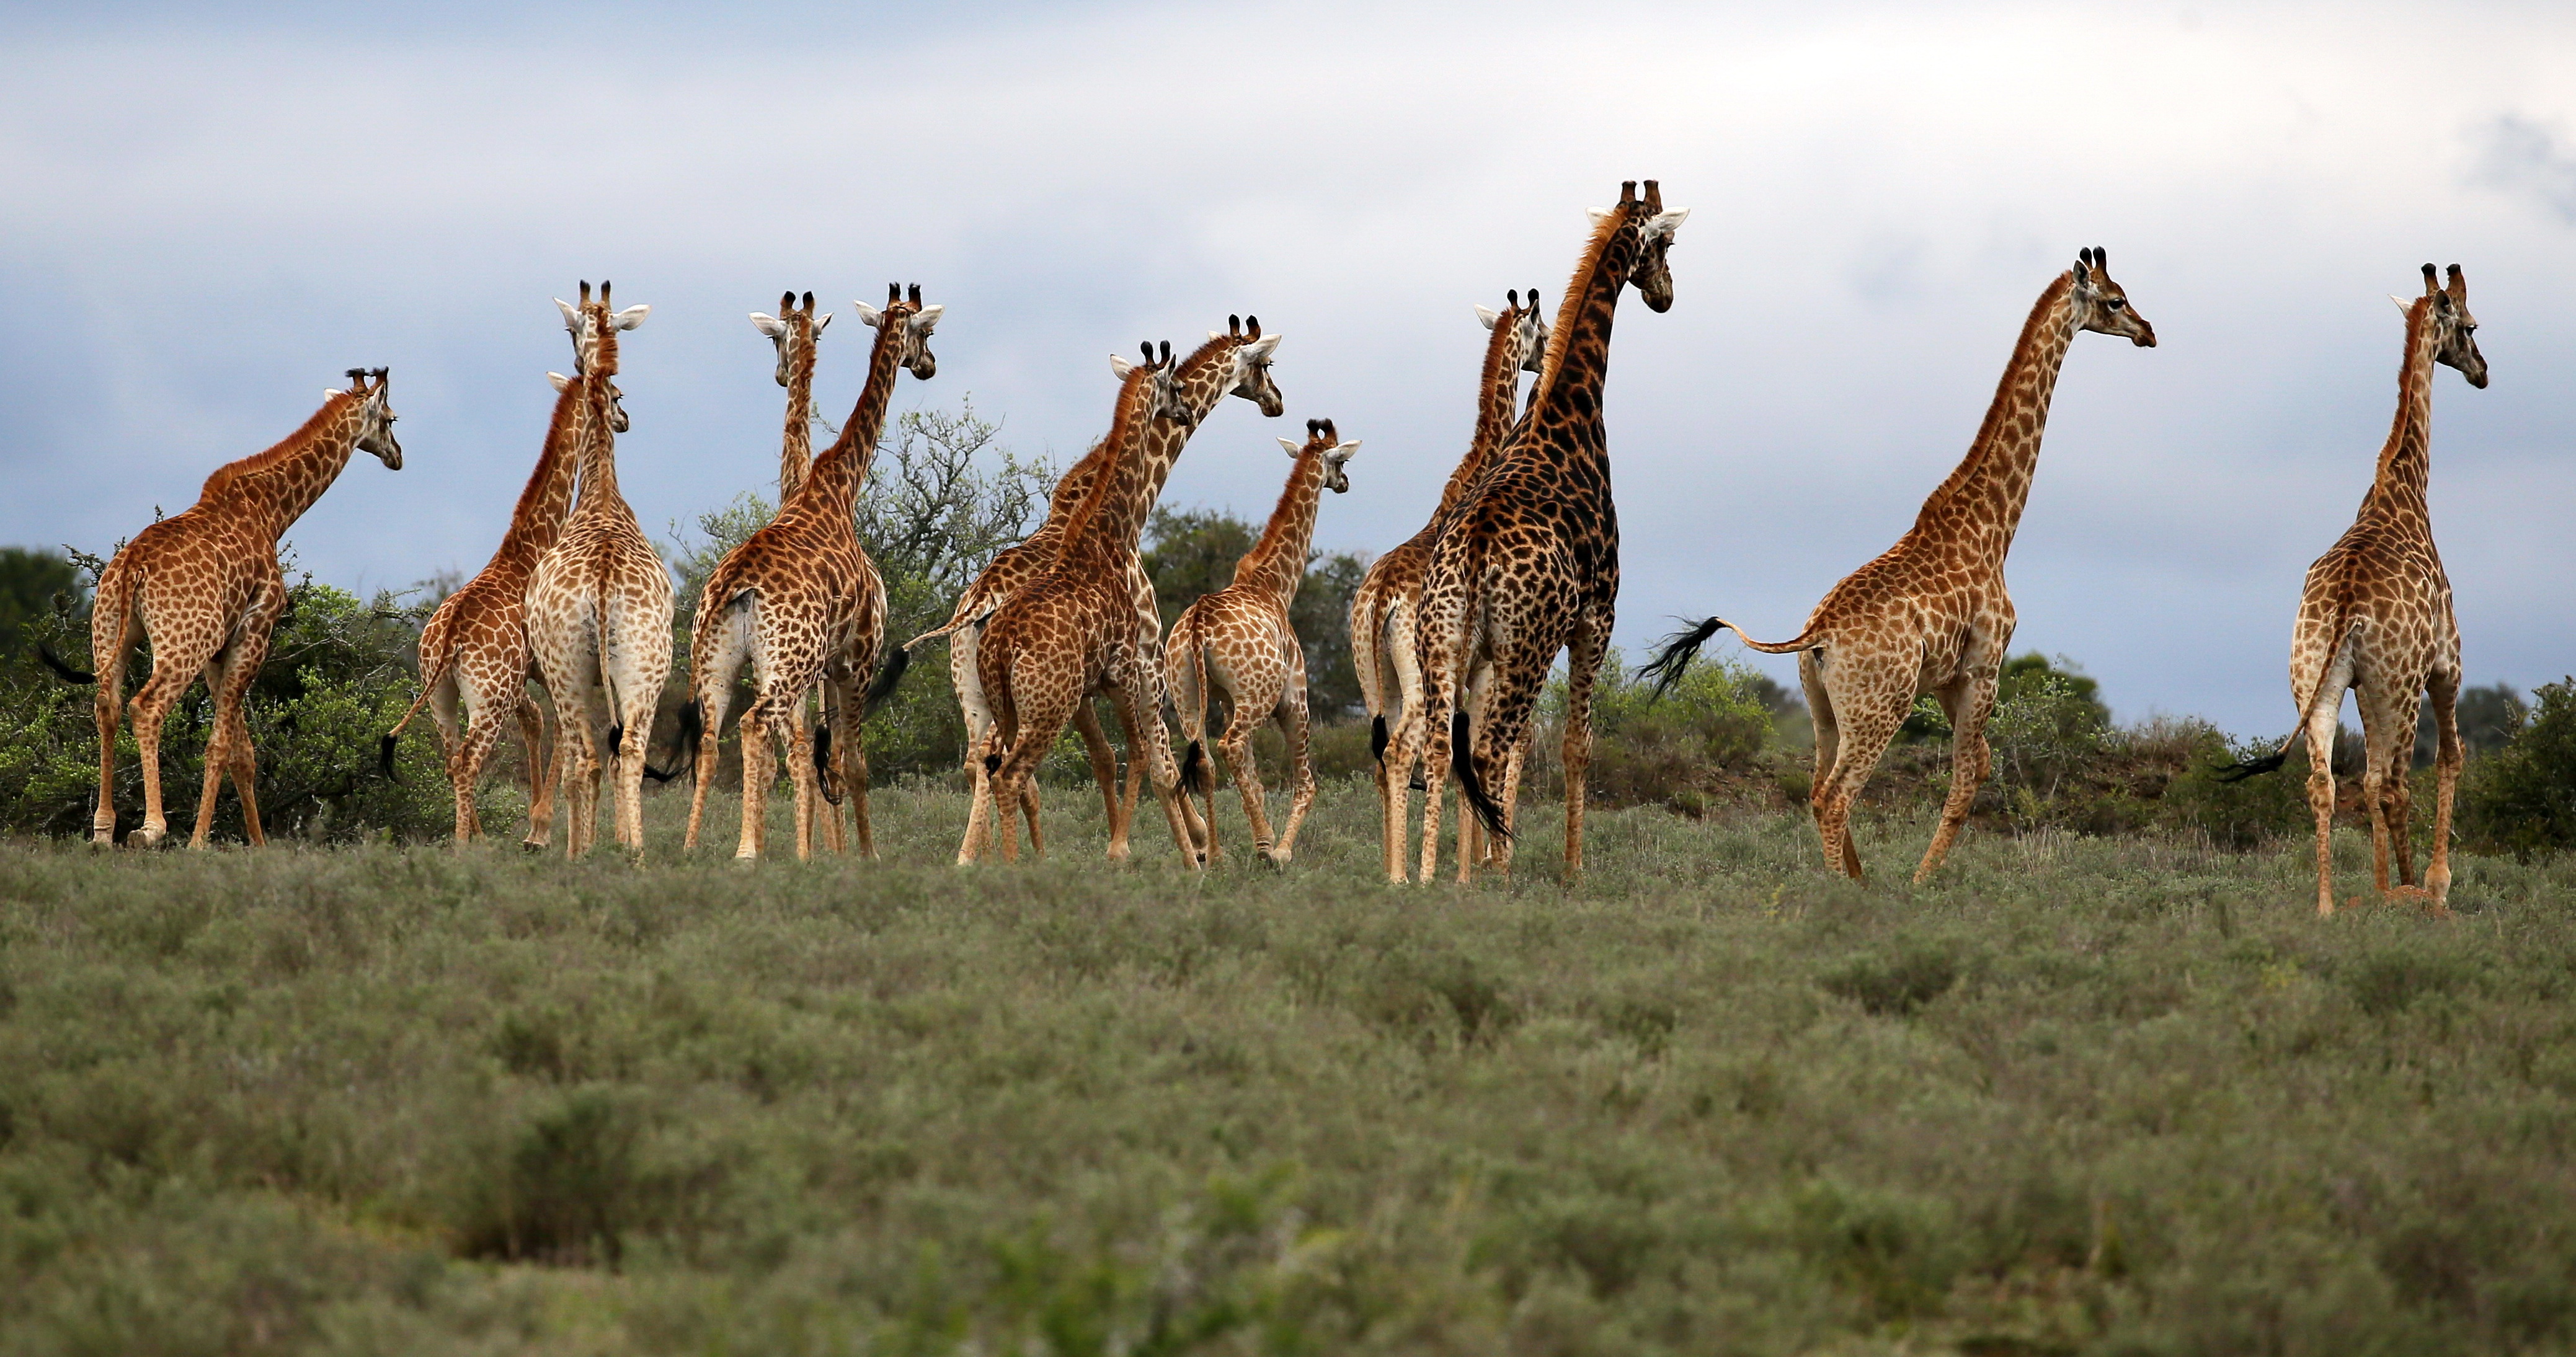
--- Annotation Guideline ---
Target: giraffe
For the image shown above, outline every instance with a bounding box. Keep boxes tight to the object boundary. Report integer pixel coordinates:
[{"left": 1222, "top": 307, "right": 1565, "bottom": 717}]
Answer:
[
  {"left": 1350, "top": 289, "right": 1547, "bottom": 882},
  {"left": 956, "top": 335, "right": 1246, "bottom": 869},
  {"left": 1641, "top": 247, "right": 2156, "bottom": 883},
  {"left": 678, "top": 283, "right": 939, "bottom": 860},
  {"left": 55, "top": 368, "right": 401, "bottom": 848},
  {"left": 939, "top": 318, "right": 1283, "bottom": 861},
  {"left": 2218, "top": 265, "right": 2487, "bottom": 916},
  {"left": 523, "top": 281, "right": 663, "bottom": 857},
  {"left": 1411, "top": 180, "right": 1687, "bottom": 886},
  {"left": 1168, "top": 418, "right": 1359, "bottom": 866},
  {"left": 378, "top": 301, "right": 628, "bottom": 847},
  {"left": 750, "top": 290, "right": 832, "bottom": 503}
]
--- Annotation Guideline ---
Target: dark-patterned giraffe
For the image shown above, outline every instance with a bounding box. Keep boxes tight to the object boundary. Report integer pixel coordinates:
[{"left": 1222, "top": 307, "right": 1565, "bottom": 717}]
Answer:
[
  {"left": 2221, "top": 264, "right": 2487, "bottom": 916},
  {"left": 956, "top": 344, "right": 1212, "bottom": 867},
  {"left": 1168, "top": 418, "right": 1359, "bottom": 865},
  {"left": 524, "top": 281, "right": 662, "bottom": 857},
  {"left": 60, "top": 368, "right": 402, "bottom": 847},
  {"left": 679, "top": 283, "right": 939, "bottom": 860},
  {"left": 1645, "top": 249, "right": 2155, "bottom": 883},
  {"left": 1413, "top": 180, "right": 1687, "bottom": 885},
  {"left": 380, "top": 299, "right": 627, "bottom": 847},
  {"left": 1351, "top": 290, "right": 1545, "bottom": 882}
]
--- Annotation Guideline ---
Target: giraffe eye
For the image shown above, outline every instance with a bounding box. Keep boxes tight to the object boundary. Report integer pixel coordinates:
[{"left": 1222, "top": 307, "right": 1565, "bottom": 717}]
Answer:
[
  {"left": 2102, "top": 298, "right": 2125, "bottom": 311},
  {"left": 2461, "top": 324, "right": 2477, "bottom": 335}
]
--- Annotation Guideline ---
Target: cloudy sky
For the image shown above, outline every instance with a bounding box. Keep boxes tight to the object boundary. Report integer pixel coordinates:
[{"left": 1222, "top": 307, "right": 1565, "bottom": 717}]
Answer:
[{"left": 4, "top": 1, "right": 2571, "bottom": 731}]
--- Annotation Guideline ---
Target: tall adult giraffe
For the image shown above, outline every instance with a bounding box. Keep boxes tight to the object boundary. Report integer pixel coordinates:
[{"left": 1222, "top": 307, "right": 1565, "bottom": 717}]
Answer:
[
  {"left": 1413, "top": 180, "right": 1687, "bottom": 885},
  {"left": 54, "top": 369, "right": 402, "bottom": 847},
  {"left": 1168, "top": 418, "right": 1359, "bottom": 866},
  {"left": 1351, "top": 290, "right": 1545, "bottom": 882},
  {"left": 524, "top": 281, "right": 662, "bottom": 857},
  {"left": 679, "top": 283, "right": 939, "bottom": 860},
  {"left": 380, "top": 301, "right": 628, "bottom": 846},
  {"left": 937, "top": 319, "right": 1282, "bottom": 860},
  {"left": 2220, "top": 265, "right": 2488, "bottom": 916},
  {"left": 1644, "top": 248, "right": 2155, "bottom": 883}
]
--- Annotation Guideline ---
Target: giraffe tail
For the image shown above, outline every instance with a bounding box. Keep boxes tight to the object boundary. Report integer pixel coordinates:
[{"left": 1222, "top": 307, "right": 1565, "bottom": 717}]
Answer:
[
  {"left": 861, "top": 646, "right": 911, "bottom": 717},
  {"left": 1451, "top": 708, "right": 1513, "bottom": 841},
  {"left": 1641, "top": 616, "right": 1819, "bottom": 699},
  {"left": 35, "top": 642, "right": 95, "bottom": 685},
  {"left": 2213, "top": 616, "right": 2366, "bottom": 782},
  {"left": 378, "top": 642, "right": 458, "bottom": 780},
  {"left": 1347, "top": 581, "right": 1387, "bottom": 764},
  {"left": 1168, "top": 606, "right": 1213, "bottom": 797}
]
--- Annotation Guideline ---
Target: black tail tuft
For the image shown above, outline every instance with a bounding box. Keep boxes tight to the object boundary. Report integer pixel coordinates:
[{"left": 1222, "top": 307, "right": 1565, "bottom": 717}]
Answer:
[
  {"left": 1370, "top": 714, "right": 1389, "bottom": 766},
  {"left": 2211, "top": 751, "right": 2289, "bottom": 785},
  {"left": 812, "top": 725, "right": 843, "bottom": 804},
  {"left": 1179, "top": 740, "right": 1210, "bottom": 796},
  {"left": 670, "top": 699, "right": 704, "bottom": 782},
  {"left": 606, "top": 722, "right": 624, "bottom": 758},
  {"left": 982, "top": 751, "right": 1003, "bottom": 776},
  {"left": 1638, "top": 617, "right": 1723, "bottom": 698},
  {"left": 1450, "top": 710, "right": 1512, "bottom": 840},
  {"left": 861, "top": 647, "right": 911, "bottom": 717},
  {"left": 378, "top": 733, "right": 400, "bottom": 780},
  {"left": 35, "top": 642, "right": 95, "bottom": 684}
]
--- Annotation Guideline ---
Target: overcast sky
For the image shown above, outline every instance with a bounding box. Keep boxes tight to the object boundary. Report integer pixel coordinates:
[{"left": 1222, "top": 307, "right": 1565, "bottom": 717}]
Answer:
[{"left": 4, "top": 1, "right": 2571, "bottom": 732}]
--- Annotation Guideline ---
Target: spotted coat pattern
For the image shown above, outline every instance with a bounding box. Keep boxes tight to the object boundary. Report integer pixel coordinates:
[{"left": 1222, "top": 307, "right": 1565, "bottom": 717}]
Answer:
[
  {"left": 1353, "top": 293, "right": 1545, "bottom": 882},
  {"left": 84, "top": 371, "right": 402, "bottom": 847},
  {"left": 1413, "top": 180, "right": 1686, "bottom": 885},
  {"left": 2274, "top": 265, "right": 2487, "bottom": 915},
  {"left": 683, "top": 285, "right": 938, "bottom": 860},
  {"left": 524, "top": 285, "right": 667, "bottom": 857},
  {"left": 1168, "top": 419, "right": 1356, "bottom": 866}
]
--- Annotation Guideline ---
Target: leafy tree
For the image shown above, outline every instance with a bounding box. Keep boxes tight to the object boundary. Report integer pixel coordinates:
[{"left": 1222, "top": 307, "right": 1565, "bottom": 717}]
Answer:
[
  {"left": 0, "top": 547, "right": 83, "bottom": 657},
  {"left": 2414, "top": 683, "right": 2527, "bottom": 767},
  {"left": 2461, "top": 678, "right": 2576, "bottom": 859}
]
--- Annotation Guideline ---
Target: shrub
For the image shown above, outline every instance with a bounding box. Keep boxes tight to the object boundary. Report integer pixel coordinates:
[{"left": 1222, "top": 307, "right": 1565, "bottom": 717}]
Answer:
[
  {"left": 1533, "top": 648, "right": 1774, "bottom": 813},
  {"left": 2461, "top": 677, "right": 2576, "bottom": 859}
]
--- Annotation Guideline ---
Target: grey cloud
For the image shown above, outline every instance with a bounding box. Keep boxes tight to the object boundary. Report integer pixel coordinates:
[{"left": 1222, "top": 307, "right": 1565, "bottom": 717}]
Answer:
[{"left": 2471, "top": 113, "right": 2576, "bottom": 224}]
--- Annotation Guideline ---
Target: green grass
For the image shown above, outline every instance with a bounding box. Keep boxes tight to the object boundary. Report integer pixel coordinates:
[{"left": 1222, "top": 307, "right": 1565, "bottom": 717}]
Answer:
[{"left": 4, "top": 780, "right": 2575, "bottom": 1355}]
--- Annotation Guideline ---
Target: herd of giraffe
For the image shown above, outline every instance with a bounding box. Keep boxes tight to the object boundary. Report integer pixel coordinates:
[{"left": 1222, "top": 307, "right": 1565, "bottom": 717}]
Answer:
[{"left": 50, "top": 178, "right": 2494, "bottom": 914}]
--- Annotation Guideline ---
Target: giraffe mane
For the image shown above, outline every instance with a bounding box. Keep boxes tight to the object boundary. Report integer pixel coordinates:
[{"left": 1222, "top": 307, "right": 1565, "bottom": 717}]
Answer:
[
  {"left": 1240, "top": 436, "right": 1322, "bottom": 586},
  {"left": 2373, "top": 291, "right": 2439, "bottom": 485},
  {"left": 1051, "top": 356, "right": 1165, "bottom": 559},
  {"left": 1536, "top": 206, "right": 1632, "bottom": 391},
  {"left": 502, "top": 371, "right": 588, "bottom": 543},
  {"left": 199, "top": 389, "right": 360, "bottom": 501},
  {"left": 1914, "top": 270, "right": 2077, "bottom": 521},
  {"left": 1172, "top": 330, "right": 1238, "bottom": 383}
]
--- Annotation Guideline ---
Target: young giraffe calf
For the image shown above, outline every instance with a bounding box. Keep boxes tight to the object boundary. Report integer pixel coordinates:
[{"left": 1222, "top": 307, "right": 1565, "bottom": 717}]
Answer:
[
  {"left": 2221, "top": 265, "right": 2489, "bottom": 916},
  {"left": 51, "top": 369, "right": 402, "bottom": 847},
  {"left": 1168, "top": 418, "right": 1359, "bottom": 866}
]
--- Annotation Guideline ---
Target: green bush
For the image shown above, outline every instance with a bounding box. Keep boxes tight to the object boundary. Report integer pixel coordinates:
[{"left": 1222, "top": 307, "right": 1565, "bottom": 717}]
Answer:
[
  {"left": 1534, "top": 648, "right": 1774, "bottom": 814},
  {"left": 2462, "top": 677, "right": 2576, "bottom": 859}
]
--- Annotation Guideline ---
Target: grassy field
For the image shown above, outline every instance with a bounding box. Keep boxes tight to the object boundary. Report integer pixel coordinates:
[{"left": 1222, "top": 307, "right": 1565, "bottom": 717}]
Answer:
[{"left": 4, "top": 778, "right": 2575, "bottom": 1355}]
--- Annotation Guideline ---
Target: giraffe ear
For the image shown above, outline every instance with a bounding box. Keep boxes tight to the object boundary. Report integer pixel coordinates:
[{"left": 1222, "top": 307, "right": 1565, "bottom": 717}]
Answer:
[
  {"left": 1243, "top": 332, "right": 1282, "bottom": 360},
  {"left": 611, "top": 304, "right": 649, "bottom": 332},
  {"left": 1278, "top": 437, "right": 1302, "bottom": 456},
  {"left": 1586, "top": 207, "right": 1612, "bottom": 227},
  {"left": 547, "top": 371, "right": 573, "bottom": 393},
  {"left": 853, "top": 301, "right": 886, "bottom": 329},
  {"left": 1645, "top": 208, "right": 1689, "bottom": 239},
  {"left": 2390, "top": 294, "right": 2414, "bottom": 316},
  {"left": 1331, "top": 439, "right": 1361, "bottom": 460},
  {"left": 1110, "top": 353, "right": 1137, "bottom": 379},
  {"left": 750, "top": 312, "right": 787, "bottom": 338},
  {"left": 908, "top": 304, "right": 943, "bottom": 334},
  {"left": 1475, "top": 304, "right": 1501, "bottom": 330},
  {"left": 813, "top": 311, "right": 832, "bottom": 334},
  {"left": 555, "top": 298, "right": 580, "bottom": 332}
]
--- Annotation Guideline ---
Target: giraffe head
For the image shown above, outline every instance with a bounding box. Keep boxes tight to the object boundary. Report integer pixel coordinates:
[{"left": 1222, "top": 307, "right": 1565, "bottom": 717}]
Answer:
[
  {"left": 854, "top": 282, "right": 943, "bottom": 381},
  {"left": 1475, "top": 288, "right": 1550, "bottom": 376},
  {"left": 1214, "top": 314, "right": 1286, "bottom": 417},
  {"left": 553, "top": 280, "right": 650, "bottom": 376},
  {"left": 1279, "top": 417, "right": 1360, "bottom": 493},
  {"left": 343, "top": 368, "right": 402, "bottom": 469},
  {"left": 750, "top": 290, "right": 830, "bottom": 387},
  {"left": 546, "top": 371, "right": 630, "bottom": 434},
  {"left": 2068, "top": 247, "right": 2156, "bottom": 347},
  {"left": 1588, "top": 180, "right": 1690, "bottom": 313},
  {"left": 1111, "top": 340, "right": 1191, "bottom": 423},
  {"left": 2402, "top": 263, "right": 2488, "bottom": 389}
]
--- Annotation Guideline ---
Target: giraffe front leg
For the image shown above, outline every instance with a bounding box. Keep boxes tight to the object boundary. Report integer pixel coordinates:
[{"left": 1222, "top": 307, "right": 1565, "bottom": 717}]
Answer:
[
  {"left": 513, "top": 690, "right": 551, "bottom": 848},
  {"left": 452, "top": 681, "right": 510, "bottom": 846},
  {"left": 1073, "top": 701, "right": 1126, "bottom": 860},
  {"left": 1814, "top": 687, "right": 1904, "bottom": 883},
  {"left": 2358, "top": 686, "right": 2418, "bottom": 903},
  {"left": 1272, "top": 676, "right": 1317, "bottom": 864},
  {"left": 2426, "top": 672, "right": 2462, "bottom": 912},
  {"left": 190, "top": 653, "right": 234, "bottom": 849},
  {"left": 125, "top": 656, "right": 198, "bottom": 850},
  {"left": 207, "top": 619, "right": 275, "bottom": 847},
  {"left": 1916, "top": 670, "right": 1998, "bottom": 883}
]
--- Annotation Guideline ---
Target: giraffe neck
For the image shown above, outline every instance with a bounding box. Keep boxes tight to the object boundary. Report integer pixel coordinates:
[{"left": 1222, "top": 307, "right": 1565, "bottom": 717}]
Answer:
[
  {"left": 779, "top": 325, "right": 818, "bottom": 503},
  {"left": 1101, "top": 337, "right": 1239, "bottom": 553},
  {"left": 1430, "top": 311, "right": 1533, "bottom": 523},
  {"left": 1908, "top": 273, "right": 2079, "bottom": 562},
  {"left": 567, "top": 325, "right": 632, "bottom": 528},
  {"left": 1044, "top": 366, "right": 1164, "bottom": 578},
  {"left": 203, "top": 397, "right": 368, "bottom": 542},
  {"left": 1233, "top": 450, "right": 1327, "bottom": 607},
  {"left": 486, "top": 376, "right": 587, "bottom": 578},
  {"left": 793, "top": 320, "right": 908, "bottom": 521},
  {"left": 2363, "top": 298, "right": 2441, "bottom": 524}
]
